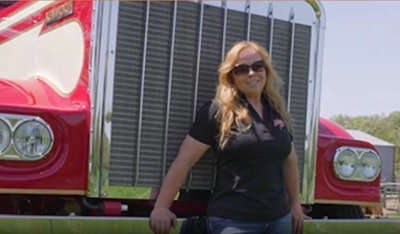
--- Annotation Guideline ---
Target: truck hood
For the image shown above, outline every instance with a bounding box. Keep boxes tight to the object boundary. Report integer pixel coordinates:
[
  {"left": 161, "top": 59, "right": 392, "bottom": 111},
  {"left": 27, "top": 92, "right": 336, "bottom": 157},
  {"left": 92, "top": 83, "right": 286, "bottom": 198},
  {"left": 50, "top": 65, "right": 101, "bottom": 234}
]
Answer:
[
  {"left": 0, "top": 16, "right": 85, "bottom": 98},
  {"left": 319, "top": 117, "right": 353, "bottom": 139},
  {"left": 0, "top": 77, "right": 87, "bottom": 110}
]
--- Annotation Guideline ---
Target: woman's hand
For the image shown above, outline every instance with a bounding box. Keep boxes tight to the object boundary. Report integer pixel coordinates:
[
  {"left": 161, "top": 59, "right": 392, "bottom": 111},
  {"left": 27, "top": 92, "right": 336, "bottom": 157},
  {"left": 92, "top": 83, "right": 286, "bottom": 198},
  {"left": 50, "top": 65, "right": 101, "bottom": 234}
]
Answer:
[
  {"left": 149, "top": 136, "right": 210, "bottom": 234},
  {"left": 149, "top": 207, "right": 177, "bottom": 234},
  {"left": 291, "top": 203, "right": 310, "bottom": 234}
]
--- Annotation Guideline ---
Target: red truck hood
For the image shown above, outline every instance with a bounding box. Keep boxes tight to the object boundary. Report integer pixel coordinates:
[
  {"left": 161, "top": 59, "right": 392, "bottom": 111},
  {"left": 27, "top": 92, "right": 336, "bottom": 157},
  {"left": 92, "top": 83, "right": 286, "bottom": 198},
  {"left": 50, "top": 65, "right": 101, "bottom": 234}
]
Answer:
[
  {"left": 319, "top": 117, "right": 353, "bottom": 139},
  {"left": 0, "top": 77, "right": 88, "bottom": 111}
]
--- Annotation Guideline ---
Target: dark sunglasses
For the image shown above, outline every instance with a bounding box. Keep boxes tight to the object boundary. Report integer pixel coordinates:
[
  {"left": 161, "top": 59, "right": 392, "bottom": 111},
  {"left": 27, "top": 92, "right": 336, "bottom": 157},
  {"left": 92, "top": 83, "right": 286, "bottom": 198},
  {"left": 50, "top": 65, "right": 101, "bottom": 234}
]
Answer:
[{"left": 232, "top": 60, "right": 266, "bottom": 76}]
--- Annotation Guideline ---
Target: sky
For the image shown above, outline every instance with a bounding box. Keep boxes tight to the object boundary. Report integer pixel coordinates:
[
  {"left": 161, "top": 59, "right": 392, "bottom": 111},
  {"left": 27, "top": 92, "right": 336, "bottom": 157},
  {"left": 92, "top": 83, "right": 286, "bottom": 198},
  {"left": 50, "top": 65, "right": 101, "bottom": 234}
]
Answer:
[{"left": 319, "top": 1, "right": 400, "bottom": 118}]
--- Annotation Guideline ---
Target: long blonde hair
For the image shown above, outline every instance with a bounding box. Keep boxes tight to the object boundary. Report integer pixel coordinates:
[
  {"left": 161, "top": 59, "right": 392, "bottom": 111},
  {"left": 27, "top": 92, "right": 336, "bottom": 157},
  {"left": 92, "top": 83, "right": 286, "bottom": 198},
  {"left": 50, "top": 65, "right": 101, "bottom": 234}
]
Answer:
[{"left": 214, "top": 41, "right": 292, "bottom": 149}]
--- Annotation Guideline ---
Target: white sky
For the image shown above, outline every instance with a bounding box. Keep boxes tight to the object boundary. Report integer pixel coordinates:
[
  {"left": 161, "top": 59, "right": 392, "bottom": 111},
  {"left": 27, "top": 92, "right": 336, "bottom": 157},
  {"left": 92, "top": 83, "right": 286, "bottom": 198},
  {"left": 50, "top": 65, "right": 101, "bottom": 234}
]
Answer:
[{"left": 319, "top": 1, "right": 400, "bottom": 118}]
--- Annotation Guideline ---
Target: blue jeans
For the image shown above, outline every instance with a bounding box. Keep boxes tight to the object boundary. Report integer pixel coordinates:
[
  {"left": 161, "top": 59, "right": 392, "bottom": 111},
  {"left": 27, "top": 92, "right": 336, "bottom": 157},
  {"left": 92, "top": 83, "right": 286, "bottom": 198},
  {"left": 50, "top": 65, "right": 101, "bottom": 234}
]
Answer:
[{"left": 207, "top": 213, "right": 292, "bottom": 234}]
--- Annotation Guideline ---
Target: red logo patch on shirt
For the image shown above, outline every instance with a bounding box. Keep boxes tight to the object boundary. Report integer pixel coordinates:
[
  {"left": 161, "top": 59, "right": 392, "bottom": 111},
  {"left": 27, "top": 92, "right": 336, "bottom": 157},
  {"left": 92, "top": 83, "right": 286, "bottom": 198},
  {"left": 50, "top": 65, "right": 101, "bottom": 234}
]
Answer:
[{"left": 273, "top": 119, "right": 285, "bottom": 129}]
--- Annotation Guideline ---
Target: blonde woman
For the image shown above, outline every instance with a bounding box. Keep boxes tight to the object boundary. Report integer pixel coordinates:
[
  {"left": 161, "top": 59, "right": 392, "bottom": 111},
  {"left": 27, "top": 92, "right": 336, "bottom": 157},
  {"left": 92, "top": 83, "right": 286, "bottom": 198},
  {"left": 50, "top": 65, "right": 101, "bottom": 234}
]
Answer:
[{"left": 150, "top": 41, "right": 305, "bottom": 234}]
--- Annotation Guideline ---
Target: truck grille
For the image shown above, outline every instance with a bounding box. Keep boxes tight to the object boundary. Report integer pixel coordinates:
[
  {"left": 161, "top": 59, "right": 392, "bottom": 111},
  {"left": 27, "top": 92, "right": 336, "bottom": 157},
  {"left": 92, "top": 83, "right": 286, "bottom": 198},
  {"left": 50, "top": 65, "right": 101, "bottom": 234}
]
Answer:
[{"left": 108, "top": 1, "right": 311, "bottom": 190}]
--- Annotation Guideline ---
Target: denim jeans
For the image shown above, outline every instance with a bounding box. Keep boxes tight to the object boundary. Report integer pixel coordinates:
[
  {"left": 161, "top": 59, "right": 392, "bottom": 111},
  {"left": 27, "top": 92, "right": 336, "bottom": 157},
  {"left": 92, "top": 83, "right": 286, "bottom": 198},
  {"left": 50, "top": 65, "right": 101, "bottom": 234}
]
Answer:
[{"left": 207, "top": 212, "right": 292, "bottom": 234}]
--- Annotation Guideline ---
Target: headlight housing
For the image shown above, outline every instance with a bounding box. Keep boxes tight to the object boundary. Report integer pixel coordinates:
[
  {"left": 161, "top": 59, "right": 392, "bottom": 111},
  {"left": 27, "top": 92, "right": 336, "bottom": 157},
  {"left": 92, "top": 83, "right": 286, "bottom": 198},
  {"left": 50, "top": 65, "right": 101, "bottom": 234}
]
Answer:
[
  {"left": 360, "top": 150, "right": 381, "bottom": 180},
  {"left": 0, "top": 119, "right": 11, "bottom": 153},
  {"left": 333, "top": 146, "right": 381, "bottom": 182},
  {"left": 13, "top": 119, "right": 53, "bottom": 158},
  {"left": 0, "top": 114, "right": 54, "bottom": 161},
  {"left": 333, "top": 148, "right": 358, "bottom": 178}
]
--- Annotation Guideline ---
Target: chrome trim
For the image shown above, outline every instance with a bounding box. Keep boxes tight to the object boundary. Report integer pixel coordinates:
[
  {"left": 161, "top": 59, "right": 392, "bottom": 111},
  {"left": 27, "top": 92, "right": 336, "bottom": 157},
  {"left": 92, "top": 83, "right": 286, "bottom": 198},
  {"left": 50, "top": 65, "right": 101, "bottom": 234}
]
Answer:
[
  {"left": 99, "top": 1, "right": 120, "bottom": 198},
  {"left": 333, "top": 147, "right": 358, "bottom": 178},
  {"left": 203, "top": 1, "right": 318, "bottom": 25},
  {"left": 12, "top": 119, "right": 54, "bottom": 159},
  {"left": 360, "top": 150, "right": 382, "bottom": 180},
  {"left": 187, "top": 1, "right": 205, "bottom": 190},
  {"left": 267, "top": 3, "right": 274, "bottom": 57},
  {"left": 245, "top": 0, "right": 251, "bottom": 41},
  {"left": 88, "top": 0, "right": 115, "bottom": 198},
  {"left": 221, "top": 0, "right": 227, "bottom": 60},
  {"left": 87, "top": 0, "right": 101, "bottom": 198},
  {"left": 0, "top": 117, "right": 12, "bottom": 153},
  {"left": 286, "top": 8, "right": 295, "bottom": 113},
  {"left": 162, "top": 0, "right": 178, "bottom": 179},
  {"left": 194, "top": 0, "right": 205, "bottom": 136},
  {"left": 0, "top": 114, "right": 54, "bottom": 161},
  {"left": 306, "top": 0, "right": 322, "bottom": 19},
  {"left": 301, "top": 0, "right": 326, "bottom": 204},
  {"left": 134, "top": 0, "right": 150, "bottom": 187}
]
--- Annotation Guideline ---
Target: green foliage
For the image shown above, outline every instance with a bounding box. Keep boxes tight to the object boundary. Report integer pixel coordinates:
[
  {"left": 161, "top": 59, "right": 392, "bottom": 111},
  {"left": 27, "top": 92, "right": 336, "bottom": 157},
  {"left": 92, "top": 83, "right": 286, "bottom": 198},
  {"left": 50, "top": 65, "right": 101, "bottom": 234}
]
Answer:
[{"left": 331, "top": 111, "right": 400, "bottom": 178}]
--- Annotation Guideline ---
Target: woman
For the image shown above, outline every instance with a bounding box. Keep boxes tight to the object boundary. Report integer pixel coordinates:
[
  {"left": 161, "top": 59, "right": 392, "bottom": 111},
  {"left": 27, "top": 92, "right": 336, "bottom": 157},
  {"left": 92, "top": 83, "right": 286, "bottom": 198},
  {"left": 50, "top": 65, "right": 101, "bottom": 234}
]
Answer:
[{"left": 149, "top": 41, "right": 305, "bottom": 234}]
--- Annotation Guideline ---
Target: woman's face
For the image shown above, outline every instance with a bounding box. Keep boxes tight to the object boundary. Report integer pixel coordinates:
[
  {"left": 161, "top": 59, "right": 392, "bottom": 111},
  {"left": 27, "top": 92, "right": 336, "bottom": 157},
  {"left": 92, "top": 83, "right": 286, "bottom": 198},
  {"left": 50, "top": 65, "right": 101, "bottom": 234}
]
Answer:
[{"left": 231, "top": 47, "right": 267, "bottom": 99}]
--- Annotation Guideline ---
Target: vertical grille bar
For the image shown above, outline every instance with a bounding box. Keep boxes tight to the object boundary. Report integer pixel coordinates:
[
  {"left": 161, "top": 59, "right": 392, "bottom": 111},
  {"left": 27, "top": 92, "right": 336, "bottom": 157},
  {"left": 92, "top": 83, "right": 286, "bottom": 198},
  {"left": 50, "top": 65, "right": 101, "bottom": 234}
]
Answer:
[
  {"left": 139, "top": 1, "right": 174, "bottom": 186},
  {"left": 162, "top": 0, "right": 178, "bottom": 180},
  {"left": 187, "top": 3, "right": 223, "bottom": 189},
  {"left": 109, "top": 1, "right": 146, "bottom": 186},
  {"left": 287, "top": 8, "right": 295, "bottom": 112},
  {"left": 221, "top": 0, "right": 228, "bottom": 60},
  {"left": 291, "top": 23, "right": 312, "bottom": 191},
  {"left": 245, "top": 0, "right": 251, "bottom": 41},
  {"left": 135, "top": 0, "right": 150, "bottom": 186},
  {"left": 186, "top": 1, "right": 204, "bottom": 189},
  {"left": 268, "top": 4, "right": 274, "bottom": 57}
]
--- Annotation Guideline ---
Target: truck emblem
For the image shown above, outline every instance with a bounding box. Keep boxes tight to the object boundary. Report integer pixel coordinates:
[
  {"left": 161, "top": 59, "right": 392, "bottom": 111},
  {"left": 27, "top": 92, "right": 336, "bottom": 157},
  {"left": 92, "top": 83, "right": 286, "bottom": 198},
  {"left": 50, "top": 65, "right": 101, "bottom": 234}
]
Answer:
[{"left": 45, "top": 0, "right": 73, "bottom": 25}]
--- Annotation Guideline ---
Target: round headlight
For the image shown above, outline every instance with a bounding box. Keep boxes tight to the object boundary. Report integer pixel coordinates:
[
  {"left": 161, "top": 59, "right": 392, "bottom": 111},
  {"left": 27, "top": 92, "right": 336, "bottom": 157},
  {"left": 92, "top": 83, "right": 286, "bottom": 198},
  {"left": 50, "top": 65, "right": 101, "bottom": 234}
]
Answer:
[
  {"left": 360, "top": 151, "right": 381, "bottom": 180},
  {"left": 13, "top": 119, "right": 53, "bottom": 158},
  {"left": 0, "top": 119, "right": 11, "bottom": 153},
  {"left": 334, "top": 148, "right": 358, "bottom": 178}
]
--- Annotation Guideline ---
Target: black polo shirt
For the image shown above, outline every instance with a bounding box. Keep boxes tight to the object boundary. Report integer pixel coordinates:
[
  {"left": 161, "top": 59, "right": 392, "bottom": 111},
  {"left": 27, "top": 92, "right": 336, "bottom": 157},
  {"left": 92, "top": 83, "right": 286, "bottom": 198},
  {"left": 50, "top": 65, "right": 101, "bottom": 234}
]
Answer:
[{"left": 188, "top": 97, "right": 292, "bottom": 222}]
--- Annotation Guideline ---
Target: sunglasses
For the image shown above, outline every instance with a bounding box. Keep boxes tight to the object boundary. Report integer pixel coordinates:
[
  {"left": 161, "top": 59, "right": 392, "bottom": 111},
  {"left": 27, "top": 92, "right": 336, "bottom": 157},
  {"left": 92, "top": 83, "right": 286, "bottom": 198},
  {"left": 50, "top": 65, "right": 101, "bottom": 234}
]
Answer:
[{"left": 232, "top": 60, "right": 266, "bottom": 76}]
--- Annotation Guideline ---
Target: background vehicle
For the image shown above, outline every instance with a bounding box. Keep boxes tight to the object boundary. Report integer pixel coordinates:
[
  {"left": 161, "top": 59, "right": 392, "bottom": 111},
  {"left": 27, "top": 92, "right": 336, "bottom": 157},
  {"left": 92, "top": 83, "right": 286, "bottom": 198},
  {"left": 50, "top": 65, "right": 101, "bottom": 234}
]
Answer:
[{"left": 0, "top": 0, "right": 393, "bottom": 233}]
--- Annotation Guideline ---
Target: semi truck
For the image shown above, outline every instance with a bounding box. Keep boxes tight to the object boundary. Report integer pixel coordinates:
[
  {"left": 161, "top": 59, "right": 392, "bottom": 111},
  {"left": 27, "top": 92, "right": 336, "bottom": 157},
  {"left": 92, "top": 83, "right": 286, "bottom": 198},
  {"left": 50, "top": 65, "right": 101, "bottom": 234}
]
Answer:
[{"left": 0, "top": 0, "right": 397, "bottom": 233}]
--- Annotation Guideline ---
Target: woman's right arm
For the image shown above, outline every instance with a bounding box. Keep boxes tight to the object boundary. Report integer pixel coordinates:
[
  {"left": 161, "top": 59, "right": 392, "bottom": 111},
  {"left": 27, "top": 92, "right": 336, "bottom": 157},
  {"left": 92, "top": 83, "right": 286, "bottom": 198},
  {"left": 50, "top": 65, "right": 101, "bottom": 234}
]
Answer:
[{"left": 149, "top": 135, "right": 210, "bottom": 234}]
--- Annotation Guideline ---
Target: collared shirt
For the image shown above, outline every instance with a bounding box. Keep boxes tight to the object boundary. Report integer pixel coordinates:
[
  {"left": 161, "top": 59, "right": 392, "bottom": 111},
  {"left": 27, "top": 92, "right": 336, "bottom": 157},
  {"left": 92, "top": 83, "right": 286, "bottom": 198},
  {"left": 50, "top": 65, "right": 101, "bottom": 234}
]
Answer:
[{"left": 189, "top": 97, "right": 292, "bottom": 221}]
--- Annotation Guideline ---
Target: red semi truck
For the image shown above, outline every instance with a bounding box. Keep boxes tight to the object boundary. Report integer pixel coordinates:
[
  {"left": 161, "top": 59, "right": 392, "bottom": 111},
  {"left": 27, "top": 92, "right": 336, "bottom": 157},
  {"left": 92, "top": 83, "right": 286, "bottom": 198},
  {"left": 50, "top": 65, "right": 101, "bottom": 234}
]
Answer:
[{"left": 0, "top": 0, "right": 395, "bottom": 233}]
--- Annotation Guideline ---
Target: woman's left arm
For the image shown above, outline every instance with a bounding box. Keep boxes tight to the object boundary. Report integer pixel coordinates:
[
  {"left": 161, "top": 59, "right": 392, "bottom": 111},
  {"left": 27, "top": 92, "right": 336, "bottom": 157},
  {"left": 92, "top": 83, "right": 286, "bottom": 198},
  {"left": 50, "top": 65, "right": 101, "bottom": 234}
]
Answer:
[{"left": 283, "top": 142, "right": 305, "bottom": 234}]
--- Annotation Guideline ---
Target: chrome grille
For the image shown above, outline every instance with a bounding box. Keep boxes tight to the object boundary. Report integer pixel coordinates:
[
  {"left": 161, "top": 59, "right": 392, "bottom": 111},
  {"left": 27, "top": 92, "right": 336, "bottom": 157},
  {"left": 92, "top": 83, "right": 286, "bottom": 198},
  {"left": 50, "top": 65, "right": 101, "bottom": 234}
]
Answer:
[{"left": 108, "top": 1, "right": 312, "bottom": 191}]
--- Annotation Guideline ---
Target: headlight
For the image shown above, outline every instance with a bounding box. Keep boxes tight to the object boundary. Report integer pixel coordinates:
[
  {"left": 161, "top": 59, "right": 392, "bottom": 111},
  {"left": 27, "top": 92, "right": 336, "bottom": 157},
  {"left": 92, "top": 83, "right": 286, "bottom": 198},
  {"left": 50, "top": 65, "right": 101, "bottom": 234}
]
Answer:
[
  {"left": 333, "top": 148, "right": 358, "bottom": 178},
  {"left": 0, "top": 119, "right": 11, "bottom": 153},
  {"left": 360, "top": 151, "right": 381, "bottom": 180},
  {"left": 333, "top": 146, "right": 381, "bottom": 182},
  {"left": 13, "top": 119, "right": 54, "bottom": 158}
]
